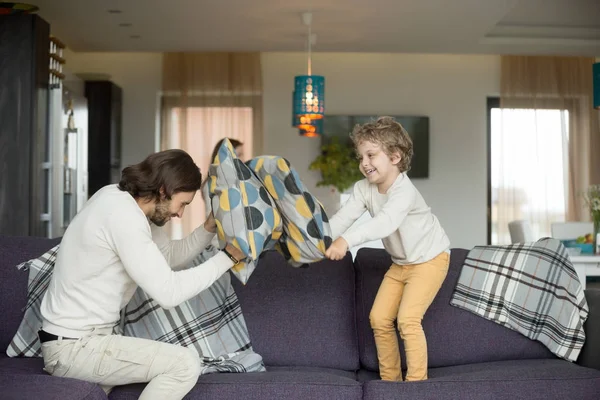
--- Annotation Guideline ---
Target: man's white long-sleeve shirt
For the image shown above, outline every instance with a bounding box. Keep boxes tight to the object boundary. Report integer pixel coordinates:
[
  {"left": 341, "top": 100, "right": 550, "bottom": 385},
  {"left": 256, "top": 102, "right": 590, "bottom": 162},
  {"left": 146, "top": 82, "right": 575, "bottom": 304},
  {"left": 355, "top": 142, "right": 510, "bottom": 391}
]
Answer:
[
  {"left": 330, "top": 174, "right": 450, "bottom": 265},
  {"left": 41, "top": 184, "right": 233, "bottom": 338}
]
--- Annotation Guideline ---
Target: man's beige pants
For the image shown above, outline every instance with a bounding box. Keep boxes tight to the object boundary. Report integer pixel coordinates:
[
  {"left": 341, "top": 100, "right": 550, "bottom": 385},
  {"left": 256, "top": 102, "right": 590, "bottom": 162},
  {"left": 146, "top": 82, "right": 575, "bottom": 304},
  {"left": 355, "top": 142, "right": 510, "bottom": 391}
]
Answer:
[
  {"left": 41, "top": 333, "right": 202, "bottom": 400},
  {"left": 369, "top": 252, "right": 449, "bottom": 382}
]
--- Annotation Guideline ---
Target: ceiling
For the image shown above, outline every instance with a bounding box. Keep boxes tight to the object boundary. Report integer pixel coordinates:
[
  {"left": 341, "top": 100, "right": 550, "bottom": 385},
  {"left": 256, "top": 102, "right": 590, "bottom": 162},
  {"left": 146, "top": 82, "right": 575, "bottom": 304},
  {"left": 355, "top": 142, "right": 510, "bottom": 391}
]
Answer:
[{"left": 32, "top": 0, "right": 600, "bottom": 56}]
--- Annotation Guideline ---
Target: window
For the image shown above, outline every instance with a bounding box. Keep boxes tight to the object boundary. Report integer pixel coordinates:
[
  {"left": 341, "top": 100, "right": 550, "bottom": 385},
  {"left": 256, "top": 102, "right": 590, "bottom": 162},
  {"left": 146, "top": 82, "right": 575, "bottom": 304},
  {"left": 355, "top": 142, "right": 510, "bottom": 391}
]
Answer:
[
  {"left": 167, "top": 106, "right": 253, "bottom": 239},
  {"left": 487, "top": 98, "right": 569, "bottom": 245}
]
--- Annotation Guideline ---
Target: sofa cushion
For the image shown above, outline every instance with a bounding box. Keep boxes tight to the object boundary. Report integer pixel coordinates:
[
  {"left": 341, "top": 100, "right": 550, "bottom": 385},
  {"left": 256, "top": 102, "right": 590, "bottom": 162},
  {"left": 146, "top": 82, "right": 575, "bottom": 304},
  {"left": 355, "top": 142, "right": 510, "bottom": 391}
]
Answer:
[
  {"left": 262, "top": 365, "right": 356, "bottom": 380},
  {"left": 247, "top": 156, "right": 332, "bottom": 265},
  {"left": 354, "top": 248, "right": 554, "bottom": 371},
  {"left": 208, "top": 139, "right": 283, "bottom": 284},
  {"left": 0, "top": 235, "right": 60, "bottom": 352},
  {"left": 450, "top": 239, "right": 587, "bottom": 362},
  {"left": 579, "top": 289, "right": 600, "bottom": 370},
  {"left": 361, "top": 359, "right": 600, "bottom": 400},
  {"left": 108, "top": 367, "right": 362, "bottom": 400},
  {"left": 0, "top": 354, "right": 45, "bottom": 374},
  {"left": 0, "top": 373, "right": 108, "bottom": 400},
  {"left": 231, "top": 250, "right": 360, "bottom": 371}
]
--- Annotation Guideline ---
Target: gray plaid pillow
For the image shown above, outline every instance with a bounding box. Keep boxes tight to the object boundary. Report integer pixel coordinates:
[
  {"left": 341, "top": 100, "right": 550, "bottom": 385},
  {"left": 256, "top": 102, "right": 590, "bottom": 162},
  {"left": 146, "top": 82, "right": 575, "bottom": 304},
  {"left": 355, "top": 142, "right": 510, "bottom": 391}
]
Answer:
[
  {"left": 7, "top": 245, "right": 58, "bottom": 357},
  {"left": 122, "top": 246, "right": 265, "bottom": 373},
  {"left": 7, "top": 245, "right": 120, "bottom": 357}
]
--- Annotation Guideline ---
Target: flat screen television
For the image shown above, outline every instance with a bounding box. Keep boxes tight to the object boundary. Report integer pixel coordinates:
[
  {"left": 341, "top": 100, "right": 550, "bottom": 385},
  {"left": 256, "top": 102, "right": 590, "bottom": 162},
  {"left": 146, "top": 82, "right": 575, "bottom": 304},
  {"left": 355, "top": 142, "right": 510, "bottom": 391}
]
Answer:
[{"left": 322, "top": 115, "right": 430, "bottom": 179}]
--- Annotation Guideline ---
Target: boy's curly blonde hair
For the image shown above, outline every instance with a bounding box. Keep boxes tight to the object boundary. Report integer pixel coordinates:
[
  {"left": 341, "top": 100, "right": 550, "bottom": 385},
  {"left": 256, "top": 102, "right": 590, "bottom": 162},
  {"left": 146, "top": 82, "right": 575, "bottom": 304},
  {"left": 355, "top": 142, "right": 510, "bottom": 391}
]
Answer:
[{"left": 350, "top": 116, "right": 413, "bottom": 173}]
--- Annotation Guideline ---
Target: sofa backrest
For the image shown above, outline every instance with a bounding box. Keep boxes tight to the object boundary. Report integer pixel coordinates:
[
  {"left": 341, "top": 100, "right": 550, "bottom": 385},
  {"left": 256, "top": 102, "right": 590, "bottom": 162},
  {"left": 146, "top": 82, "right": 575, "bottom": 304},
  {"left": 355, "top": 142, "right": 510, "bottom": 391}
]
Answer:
[
  {"left": 0, "top": 235, "right": 60, "bottom": 351},
  {"left": 354, "top": 248, "right": 555, "bottom": 371},
  {"left": 231, "top": 250, "right": 360, "bottom": 371},
  {"left": 0, "top": 235, "right": 361, "bottom": 370}
]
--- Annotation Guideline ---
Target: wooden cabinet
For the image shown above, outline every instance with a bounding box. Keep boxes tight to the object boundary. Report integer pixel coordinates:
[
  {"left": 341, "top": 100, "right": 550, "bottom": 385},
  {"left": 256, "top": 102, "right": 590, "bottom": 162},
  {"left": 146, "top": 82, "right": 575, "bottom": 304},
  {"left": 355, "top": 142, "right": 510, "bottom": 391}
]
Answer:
[
  {"left": 0, "top": 15, "right": 50, "bottom": 236},
  {"left": 85, "top": 81, "right": 122, "bottom": 197}
]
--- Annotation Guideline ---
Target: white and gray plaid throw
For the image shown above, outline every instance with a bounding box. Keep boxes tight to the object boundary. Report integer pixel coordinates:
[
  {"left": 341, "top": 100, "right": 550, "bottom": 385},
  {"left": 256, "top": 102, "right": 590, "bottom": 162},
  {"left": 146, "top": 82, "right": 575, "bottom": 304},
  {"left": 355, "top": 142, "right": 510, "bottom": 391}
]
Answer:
[
  {"left": 450, "top": 238, "right": 588, "bottom": 362},
  {"left": 7, "top": 244, "right": 265, "bottom": 374},
  {"left": 122, "top": 246, "right": 265, "bottom": 374},
  {"left": 7, "top": 245, "right": 62, "bottom": 357}
]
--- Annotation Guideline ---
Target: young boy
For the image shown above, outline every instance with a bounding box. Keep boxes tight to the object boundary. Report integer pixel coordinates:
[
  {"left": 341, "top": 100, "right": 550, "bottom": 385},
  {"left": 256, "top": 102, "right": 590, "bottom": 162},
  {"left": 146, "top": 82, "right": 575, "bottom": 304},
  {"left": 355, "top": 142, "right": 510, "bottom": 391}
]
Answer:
[{"left": 325, "top": 116, "right": 450, "bottom": 382}]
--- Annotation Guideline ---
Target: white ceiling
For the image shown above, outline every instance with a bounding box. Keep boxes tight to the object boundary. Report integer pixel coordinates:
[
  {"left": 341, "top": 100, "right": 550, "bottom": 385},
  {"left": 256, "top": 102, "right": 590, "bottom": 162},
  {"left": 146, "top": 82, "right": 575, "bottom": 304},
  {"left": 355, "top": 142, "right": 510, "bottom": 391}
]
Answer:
[{"left": 34, "top": 0, "right": 600, "bottom": 55}]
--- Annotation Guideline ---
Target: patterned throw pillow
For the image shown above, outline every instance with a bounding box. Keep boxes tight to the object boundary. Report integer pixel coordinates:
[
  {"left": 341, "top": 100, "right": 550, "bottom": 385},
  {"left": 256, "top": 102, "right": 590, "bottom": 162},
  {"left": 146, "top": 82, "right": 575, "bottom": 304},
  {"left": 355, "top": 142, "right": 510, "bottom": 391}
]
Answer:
[
  {"left": 208, "top": 139, "right": 283, "bottom": 283},
  {"left": 247, "top": 156, "right": 333, "bottom": 266},
  {"left": 122, "top": 246, "right": 265, "bottom": 374}
]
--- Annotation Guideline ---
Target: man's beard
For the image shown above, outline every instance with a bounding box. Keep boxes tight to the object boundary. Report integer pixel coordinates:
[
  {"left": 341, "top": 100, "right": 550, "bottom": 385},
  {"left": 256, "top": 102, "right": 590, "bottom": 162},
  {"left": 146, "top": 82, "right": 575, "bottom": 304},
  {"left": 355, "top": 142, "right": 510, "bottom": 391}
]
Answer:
[{"left": 150, "top": 200, "right": 172, "bottom": 227}]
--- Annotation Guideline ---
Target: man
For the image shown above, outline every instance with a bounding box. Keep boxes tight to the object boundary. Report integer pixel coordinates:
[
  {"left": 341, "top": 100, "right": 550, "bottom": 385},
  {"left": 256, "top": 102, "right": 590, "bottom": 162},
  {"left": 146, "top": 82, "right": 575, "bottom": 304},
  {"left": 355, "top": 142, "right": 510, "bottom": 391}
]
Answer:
[{"left": 38, "top": 149, "right": 245, "bottom": 400}]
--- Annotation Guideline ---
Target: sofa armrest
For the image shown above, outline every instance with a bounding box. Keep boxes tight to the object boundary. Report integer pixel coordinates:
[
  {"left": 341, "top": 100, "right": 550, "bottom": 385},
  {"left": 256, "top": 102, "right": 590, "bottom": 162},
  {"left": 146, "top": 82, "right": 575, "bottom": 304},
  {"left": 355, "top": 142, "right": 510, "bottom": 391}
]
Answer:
[{"left": 577, "top": 289, "right": 600, "bottom": 370}]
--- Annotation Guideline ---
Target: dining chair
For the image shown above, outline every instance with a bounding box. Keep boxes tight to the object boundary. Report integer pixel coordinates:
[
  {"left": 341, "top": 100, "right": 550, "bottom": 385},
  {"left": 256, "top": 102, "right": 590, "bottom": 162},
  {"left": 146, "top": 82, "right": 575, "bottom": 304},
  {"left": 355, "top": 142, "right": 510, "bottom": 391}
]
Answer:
[{"left": 508, "top": 220, "right": 535, "bottom": 244}]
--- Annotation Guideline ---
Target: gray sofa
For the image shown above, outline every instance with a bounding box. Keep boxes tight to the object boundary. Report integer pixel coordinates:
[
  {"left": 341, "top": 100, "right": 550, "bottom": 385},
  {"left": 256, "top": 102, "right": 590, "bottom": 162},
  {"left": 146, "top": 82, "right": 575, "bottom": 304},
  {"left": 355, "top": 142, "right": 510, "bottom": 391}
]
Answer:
[{"left": 1, "top": 234, "right": 599, "bottom": 399}]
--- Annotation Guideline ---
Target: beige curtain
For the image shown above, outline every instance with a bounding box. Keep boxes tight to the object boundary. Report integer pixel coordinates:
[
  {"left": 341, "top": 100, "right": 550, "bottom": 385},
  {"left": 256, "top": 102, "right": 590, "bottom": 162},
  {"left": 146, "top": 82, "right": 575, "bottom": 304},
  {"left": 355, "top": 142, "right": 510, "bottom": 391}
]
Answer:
[
  {"left": 161, "top": 53, "right": 263, "bottom": 237},
  {"left": 500, "top": 56, "right": 600, "bottom": 223}
]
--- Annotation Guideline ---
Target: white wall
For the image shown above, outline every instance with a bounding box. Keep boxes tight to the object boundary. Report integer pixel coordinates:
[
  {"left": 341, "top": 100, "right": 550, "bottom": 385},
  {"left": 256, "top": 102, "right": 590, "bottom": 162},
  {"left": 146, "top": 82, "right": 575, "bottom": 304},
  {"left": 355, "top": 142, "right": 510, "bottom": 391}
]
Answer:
[
  {"left": 64, "top": 50, "right": 500, "bottom": 249},
  {"left": 262, "top": 53, "right": 500, "bottom": 249},
  {"left": 63, "top": 50, "right": 163, "bottom": 168}
]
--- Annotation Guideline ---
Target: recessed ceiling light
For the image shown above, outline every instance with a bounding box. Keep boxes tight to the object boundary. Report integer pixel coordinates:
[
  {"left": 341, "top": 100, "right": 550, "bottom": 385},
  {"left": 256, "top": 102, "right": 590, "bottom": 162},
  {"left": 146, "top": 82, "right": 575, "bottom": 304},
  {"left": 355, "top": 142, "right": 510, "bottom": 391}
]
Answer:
[
  {"left": 119, "top": 23, "right": 132, "bottom": 27},
  {"left": 107, "top": 9, "right": 122, "bottom": 14},
  {"left": 130, "top": 35, "right": 141, "bottom": 39}
]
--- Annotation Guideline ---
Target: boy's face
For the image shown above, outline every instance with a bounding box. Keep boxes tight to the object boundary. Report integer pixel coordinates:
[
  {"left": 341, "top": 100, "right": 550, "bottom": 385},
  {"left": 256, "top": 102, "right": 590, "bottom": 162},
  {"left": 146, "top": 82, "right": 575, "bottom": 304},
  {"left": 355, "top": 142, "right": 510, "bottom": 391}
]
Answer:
[{"left": 356, "top": 140, "right": 401, "bottom": 190}]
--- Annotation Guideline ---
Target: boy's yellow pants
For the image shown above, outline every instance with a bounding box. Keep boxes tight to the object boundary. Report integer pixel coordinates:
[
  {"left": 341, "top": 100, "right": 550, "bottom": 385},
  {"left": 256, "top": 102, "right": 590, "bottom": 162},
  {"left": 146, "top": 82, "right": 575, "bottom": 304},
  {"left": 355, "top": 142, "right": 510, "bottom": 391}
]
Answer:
[{"left": 369, "top": 251, "right": 450, "bottom": 381}]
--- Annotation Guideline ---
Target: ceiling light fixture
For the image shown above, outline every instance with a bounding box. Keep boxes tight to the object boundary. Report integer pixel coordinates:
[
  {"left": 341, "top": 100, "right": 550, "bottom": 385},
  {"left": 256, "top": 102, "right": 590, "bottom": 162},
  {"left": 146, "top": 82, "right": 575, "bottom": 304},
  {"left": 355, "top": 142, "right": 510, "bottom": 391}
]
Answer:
[{"left": 292, "top": 12, "right": 325, "bottom": 137}]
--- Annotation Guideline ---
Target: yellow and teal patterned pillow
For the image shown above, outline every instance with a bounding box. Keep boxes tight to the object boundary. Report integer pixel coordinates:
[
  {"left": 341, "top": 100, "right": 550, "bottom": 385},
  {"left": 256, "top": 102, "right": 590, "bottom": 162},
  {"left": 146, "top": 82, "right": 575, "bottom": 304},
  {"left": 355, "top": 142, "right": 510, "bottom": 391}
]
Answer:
[
  {"left": 208, "top": 140, "right": 283, "bottom": 284},
  {"left": 247, "top": 156, "right": 332, "bottom": 266}
]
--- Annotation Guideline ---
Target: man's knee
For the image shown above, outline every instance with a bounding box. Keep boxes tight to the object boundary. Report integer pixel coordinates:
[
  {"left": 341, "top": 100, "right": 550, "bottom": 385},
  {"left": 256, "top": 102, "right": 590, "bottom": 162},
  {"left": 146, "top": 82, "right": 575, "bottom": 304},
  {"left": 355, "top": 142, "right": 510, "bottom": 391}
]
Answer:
[{"left": 176, "top": 347, "right": 201, "bottom": 382}]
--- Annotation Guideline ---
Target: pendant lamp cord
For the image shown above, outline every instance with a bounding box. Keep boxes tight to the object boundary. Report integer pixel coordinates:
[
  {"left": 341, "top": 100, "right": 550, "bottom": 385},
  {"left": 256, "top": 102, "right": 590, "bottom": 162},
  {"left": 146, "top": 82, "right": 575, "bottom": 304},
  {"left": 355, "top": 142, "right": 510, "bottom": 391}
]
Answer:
[{"left": 307, "top": 18, "right": 312, "bottom": 76}]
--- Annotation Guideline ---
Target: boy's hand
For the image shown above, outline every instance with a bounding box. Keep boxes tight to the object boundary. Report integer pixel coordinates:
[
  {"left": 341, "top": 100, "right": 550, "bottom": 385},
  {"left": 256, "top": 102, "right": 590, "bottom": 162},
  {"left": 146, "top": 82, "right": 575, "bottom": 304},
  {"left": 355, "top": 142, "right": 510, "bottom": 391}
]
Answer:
[{"left": 325, "top": 237, "right": 349, "bottom": 261}]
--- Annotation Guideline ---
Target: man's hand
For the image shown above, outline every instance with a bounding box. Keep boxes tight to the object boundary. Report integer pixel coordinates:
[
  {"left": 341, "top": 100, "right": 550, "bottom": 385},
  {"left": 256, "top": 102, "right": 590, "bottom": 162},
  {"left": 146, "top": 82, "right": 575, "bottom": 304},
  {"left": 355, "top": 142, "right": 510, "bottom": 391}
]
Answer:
[
  {"left": 204, "top": 212, "right": 216, "bottom": 233},
  {"left": 325, "top": 237, "right": 349, "bottom": 261},
  {"left": 225, "top": 243, "right": 245, "bottom": 264}
]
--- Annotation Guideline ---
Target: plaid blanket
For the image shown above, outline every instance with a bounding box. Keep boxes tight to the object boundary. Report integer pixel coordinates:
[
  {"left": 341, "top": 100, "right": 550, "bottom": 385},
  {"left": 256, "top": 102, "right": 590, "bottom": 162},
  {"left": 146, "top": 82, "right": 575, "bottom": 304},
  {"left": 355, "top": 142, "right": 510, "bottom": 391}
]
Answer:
[
  {"left": 7, "top": 244, "right": 265, "bottom": 375},
  {"left": 8, "top": 245, "right": 121, "bottom": 357},
  {"left": 7, "top": 245, "right": 64, "bottom": 357},
  {"left": 122, "top": 245, "right": 265, "bottom": 374},
  {"left": 449, "top": 238, "right": 588, "bottom": 362}
]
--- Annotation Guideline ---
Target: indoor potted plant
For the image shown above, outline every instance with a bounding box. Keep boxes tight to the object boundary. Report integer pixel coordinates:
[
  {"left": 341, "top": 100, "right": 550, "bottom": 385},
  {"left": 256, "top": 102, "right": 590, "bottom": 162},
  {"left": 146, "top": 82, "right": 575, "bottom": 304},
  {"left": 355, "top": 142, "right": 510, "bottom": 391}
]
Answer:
[
  {"left": 584, "top": 184, "right": 600, "bottom": 254},
  {"left": 309, "top": 138, "right": 363, "bottom": 193}
]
